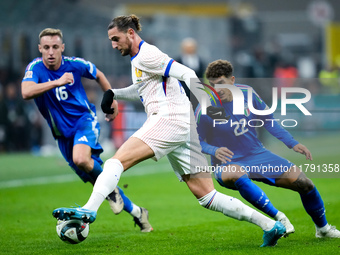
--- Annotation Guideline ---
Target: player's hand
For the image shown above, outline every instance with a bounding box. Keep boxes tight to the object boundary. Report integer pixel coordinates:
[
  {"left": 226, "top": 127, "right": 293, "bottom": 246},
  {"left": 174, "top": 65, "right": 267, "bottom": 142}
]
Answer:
[
  {"left": 207, "top": 106, "right": 230, "bottom": 120},
  {"left": 101, "top": 89, "right": 115, "bottom": 114},
  {"left": 58, "top": 72, "right": 74, "bottom": 86},
  {"left": 293, "top": 143, "right": 313, "bottom": 161},
  {"left": 215, "top": 147, "right": 234, "bottom": 164},
  {"left": 105, "top": 100, "right": 119, "bottom": 122}
]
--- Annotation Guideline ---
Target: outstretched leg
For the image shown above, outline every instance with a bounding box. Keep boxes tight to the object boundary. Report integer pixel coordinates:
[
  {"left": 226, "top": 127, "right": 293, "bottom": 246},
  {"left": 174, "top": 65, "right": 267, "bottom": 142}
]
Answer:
[
  {"left": 276, "top": 166, "right": 340, "bottom": 238},
  {"left": 183, "top": 172, "right": 286, "bottom": 247},
  {"left": 53, "top": 137, "right": 154, "bottom": 223},
  {"left": 215, "top": 165, "right": 295, "bottom": 236}
]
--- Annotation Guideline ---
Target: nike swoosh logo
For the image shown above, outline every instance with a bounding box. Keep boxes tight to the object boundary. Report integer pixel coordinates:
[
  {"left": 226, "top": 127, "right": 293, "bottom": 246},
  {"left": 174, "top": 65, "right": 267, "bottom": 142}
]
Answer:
[{"left": 212, "top": 111, "right": 222, "bottom": 116}]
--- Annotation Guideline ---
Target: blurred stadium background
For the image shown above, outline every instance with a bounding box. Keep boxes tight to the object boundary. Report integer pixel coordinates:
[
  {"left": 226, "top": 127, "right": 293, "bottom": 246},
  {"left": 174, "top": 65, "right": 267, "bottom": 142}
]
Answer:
[
  {"left": 0, "top": 0, "right": 339, "bottom": 160},
  {"left": 1, "top": 2, "right": 340, "bottom": 253}
]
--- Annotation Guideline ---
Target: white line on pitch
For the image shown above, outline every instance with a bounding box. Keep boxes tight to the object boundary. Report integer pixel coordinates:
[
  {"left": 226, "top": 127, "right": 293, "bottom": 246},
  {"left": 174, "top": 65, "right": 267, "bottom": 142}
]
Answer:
[{"left": 0, "top": 162, "right": 171, "bottom": 189}]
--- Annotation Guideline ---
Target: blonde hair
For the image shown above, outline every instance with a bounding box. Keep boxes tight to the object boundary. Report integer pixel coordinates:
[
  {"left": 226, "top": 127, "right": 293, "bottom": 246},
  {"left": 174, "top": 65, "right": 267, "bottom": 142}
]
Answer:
[{"left": 39, "top": 28, "right": 63, "bottom": 42}]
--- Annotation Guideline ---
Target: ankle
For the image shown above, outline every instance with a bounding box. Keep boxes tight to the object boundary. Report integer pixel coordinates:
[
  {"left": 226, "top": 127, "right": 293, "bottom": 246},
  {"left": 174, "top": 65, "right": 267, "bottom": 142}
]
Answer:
[
  {"left": 274, "top": 211, "right": 285, "bottom": 221},
  {"left": 316, "top": 224, "right": 330, "bottom": 232}
]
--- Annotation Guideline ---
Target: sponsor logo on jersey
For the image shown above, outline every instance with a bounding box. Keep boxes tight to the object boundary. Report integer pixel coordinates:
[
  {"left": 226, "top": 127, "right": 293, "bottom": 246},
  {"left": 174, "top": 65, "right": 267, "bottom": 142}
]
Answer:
[{"left": 78, "top": 136, "right": 88, "bottom": 142}]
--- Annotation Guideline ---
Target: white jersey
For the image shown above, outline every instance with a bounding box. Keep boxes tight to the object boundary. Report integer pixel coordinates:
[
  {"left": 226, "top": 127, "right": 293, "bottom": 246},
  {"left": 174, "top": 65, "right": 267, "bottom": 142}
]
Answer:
[{"left": 131, "top": 41, "right": 192, "bottom": 123}]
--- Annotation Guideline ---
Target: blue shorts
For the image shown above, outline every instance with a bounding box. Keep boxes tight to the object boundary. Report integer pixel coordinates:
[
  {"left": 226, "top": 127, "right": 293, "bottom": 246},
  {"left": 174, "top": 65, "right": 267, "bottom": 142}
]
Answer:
[
  {"left": 214, "top": 149, "right": 294, "bottom": 187},
  {"left": 57, "top": 120, "right": 103, "bottom": 183}
]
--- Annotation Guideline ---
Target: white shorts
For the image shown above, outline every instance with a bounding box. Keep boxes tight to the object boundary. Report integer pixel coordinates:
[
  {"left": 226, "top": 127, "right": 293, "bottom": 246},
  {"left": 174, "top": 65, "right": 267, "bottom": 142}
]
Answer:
[{"left": 132, "top": 114, "right": 208, "bottom": 181}]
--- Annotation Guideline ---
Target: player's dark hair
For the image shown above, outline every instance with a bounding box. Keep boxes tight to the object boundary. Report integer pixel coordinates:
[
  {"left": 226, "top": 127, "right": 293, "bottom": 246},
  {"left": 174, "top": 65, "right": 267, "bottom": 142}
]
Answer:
[
  {"left": 108, "top": 14, "right": 142, "bottom": 33},
  {"left": 205, "top": 59, "right": 233, "bottom": 79},
  {"left": 39, "top": 28, "right": 63, "bottom": 42}
]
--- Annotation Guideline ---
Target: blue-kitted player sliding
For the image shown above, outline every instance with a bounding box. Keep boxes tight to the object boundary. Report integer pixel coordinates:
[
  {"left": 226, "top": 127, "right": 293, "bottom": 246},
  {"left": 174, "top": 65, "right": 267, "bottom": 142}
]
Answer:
[{"left": 196, "top": 59, "right": 340, "bottom": 238}]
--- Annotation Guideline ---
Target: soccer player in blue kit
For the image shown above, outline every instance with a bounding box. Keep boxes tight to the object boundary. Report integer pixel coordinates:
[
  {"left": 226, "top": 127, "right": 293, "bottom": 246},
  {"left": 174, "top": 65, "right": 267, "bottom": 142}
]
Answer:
[
  {"left": 21, "top": 28, "right": 152, "bottom": 232},
  {"left": 196, "top": 59, "right": 340, "bottom": 238}
]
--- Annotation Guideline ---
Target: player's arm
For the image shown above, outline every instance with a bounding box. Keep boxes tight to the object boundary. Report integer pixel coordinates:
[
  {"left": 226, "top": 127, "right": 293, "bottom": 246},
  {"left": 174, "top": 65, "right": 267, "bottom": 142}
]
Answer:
[
  {"left": 101, "top": 84, "right": 140, "bottom": 121},
  {"left": 112, "top": 84, "right": 140, "bottom": 101},
  {"left": 215, "top": 147, "right": 234, "bottom": 164},
  {"left": 21, "top": 72, "right": 74, "bottom": 100},
  {"left": 168, "top": 61, "right": 210, "bottom": 106},
  {"left": 262, "top": 118, "right": 313, "bottom": 160},
  {"left": 292, "top": 144, "right": 313, "bottom": 160},
  {"left": 199, "top": 132, "right": 233, "bottom": 164},
  {"left": 102, "top": 83, "right": 140, "bottom": 106},
  {"left": 253, "top": 89, "right": 312, "bottom": 160},
  {"left": 169, "top": 61, "right": 227, "bottom": 119},
  {"left": 196, "top": 108, "right": 233, "bottom": 163},
  {"left": 95, "top": 69, "right": 111, "bottom": 91},
  {"left": 95, "top": 69, "right": 120, "bottom": 121}
]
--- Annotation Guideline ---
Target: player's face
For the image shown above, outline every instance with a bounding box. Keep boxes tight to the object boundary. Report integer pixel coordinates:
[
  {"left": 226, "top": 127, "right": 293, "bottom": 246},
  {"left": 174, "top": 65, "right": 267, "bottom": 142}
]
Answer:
[
  {"left": 108, "top": 27, "right": 133, "bottom": 56},
  {"left": 210, "top": 76, "right": 235, "bottom": 102},
  {"left": 39, "top": 35, "right": 64, "bottom": 70}
]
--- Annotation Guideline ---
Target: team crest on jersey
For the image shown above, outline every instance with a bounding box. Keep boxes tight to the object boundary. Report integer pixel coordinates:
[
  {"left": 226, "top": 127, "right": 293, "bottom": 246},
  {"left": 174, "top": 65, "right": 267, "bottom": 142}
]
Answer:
[
  {"left": 244, "top": 103, "right": 250, "bottom": 116},
  {"left": 24, "top": 71, "right": 33, "bottom": 79},
  {"left": 135, "top": 68, "right": 142, "bottom": 78}
]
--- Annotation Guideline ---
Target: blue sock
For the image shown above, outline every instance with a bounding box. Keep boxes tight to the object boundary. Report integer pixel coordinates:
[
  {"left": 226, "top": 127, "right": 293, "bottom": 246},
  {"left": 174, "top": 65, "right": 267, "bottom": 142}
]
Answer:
[
  {"left": 88, "top": 160, "right": 103, "bottom": 180},
  {"left": 300, "top": 187, "right": 327, "bottom": 227},
  {"left": 117, "top": 186, "right": 133, "bottom": 213},
  {"left": 234, "top": 174, "right": 279, "bottom": 218}
]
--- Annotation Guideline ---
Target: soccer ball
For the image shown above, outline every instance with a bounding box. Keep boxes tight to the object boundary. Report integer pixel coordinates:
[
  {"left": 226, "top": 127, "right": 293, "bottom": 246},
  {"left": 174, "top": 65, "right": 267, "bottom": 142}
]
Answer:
[{"left": 56, "top": 219, "right": 89, "bottom": 244}]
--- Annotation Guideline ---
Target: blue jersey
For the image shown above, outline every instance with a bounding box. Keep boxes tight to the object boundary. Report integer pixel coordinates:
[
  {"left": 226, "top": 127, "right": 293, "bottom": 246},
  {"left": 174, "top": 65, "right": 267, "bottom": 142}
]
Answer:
[
  {"left": 22, "top": 56, "right": 98, "bottom": 138},
  {"left": 195, "top": 84, "right": 299, "bottom": 166}
]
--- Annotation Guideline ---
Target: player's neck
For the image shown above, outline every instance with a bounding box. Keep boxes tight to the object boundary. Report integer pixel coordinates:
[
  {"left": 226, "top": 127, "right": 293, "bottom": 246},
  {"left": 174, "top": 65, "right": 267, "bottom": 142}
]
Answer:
[
  {"left": 130, "top": 37, "right": 143, "bottom": 57},
  {"left": 43, "top": 60, "right": 62, "bottom": 71}
]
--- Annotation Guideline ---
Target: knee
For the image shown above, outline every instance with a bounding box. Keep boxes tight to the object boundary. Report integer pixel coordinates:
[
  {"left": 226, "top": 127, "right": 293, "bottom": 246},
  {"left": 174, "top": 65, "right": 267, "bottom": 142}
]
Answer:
[
  {"left": 219, "top": 165, "right": 246, "bottom": 190},
  {"left": 73, "top": 155, "right": 92, "bottom": 172},
  {"left": 221, "top": 177, "right": 237, "bottom": 190},
  {"left": 294, "top": 175, "right": 315, "bottom": 194},
  {"left": 221, "top": 173, "right": 245, "bottom": 190}
]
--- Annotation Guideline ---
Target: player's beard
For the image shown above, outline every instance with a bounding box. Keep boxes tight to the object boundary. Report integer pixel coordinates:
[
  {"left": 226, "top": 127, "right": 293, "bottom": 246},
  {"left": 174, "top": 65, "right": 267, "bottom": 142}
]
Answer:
[{"left": 120, "top": 36, "right": 132, "bottom": 56}]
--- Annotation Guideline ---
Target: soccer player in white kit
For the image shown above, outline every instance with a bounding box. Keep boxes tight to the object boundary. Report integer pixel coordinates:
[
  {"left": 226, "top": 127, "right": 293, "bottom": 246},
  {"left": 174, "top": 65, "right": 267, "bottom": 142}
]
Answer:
[{"left": 53, "top": 14, "right": 286, "bottom": 247}]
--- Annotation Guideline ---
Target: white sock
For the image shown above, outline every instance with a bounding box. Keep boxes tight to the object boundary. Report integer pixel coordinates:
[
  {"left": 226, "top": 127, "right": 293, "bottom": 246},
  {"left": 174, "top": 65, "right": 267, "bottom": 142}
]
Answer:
[
  {"left": 83, "top": 158, "right": 124, "bottom": 211},
  {"left": 83, "top": 192, "right": 106, "bottom": 212},
  {"left": 274, "top": 211, "right": 286, "bottom": 221},
  {"left": 317, "top": 223, "right": 330, "bottom": 232},
  {"left": 198, "top": 190, "right": 275, "bottom": 231},
  {"left": 130, "top": 204, "right": 141, "bottom": 218},
  {"left": 250, "top": 211, "right": 276, "bottom": 231}
]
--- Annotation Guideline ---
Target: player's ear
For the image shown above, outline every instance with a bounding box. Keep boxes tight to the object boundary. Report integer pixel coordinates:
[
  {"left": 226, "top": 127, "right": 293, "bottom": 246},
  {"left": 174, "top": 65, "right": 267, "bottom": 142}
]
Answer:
[
  {"left": 231, "top": 76, "right": 235, "bottom": 84},
  {"left": 61, "top": 43, "right": 65, "bottom": 52},
  {"left": 38, "top": 44, "right": 42, "bottom": 53},
  {"left": 127, "top": 28, "right": 135, "bottom": 38}
]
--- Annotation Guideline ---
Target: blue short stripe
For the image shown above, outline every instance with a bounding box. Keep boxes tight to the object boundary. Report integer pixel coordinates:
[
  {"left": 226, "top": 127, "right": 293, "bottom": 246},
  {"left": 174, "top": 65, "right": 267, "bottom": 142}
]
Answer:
[{"left": 164, "top": 59, "right": 174, "bottom": 77}]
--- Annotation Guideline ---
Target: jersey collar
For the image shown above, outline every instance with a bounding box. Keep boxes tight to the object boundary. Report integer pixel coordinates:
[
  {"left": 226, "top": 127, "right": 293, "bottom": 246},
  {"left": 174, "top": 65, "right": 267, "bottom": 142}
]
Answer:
[{"left": 131, "top": 40, "right": 145, "bottom": 61}]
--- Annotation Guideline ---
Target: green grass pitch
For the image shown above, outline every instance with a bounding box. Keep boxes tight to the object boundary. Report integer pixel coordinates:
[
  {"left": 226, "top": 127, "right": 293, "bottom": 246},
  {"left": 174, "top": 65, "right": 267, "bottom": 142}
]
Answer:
[{"left": 0, "top": 134, "right": 339, "bottom": 254}]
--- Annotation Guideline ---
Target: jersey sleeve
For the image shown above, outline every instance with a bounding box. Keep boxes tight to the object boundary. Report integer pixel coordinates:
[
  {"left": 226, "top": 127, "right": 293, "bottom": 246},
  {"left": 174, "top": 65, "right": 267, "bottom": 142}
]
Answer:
[
  {"left": 75, "top": 58, "right": 97, "bottom": 80},
  {"left": 22, "top": 60, "right": 40, "bottom": 83},
  {"left": 137, "top": 45, "right": 174, "bottom": 77},
  {"left": 195, "top": 105, "right": 219, "bottom": 157},
  {"left": 252, "top": 89, "right": 299, "bottom": 149}
]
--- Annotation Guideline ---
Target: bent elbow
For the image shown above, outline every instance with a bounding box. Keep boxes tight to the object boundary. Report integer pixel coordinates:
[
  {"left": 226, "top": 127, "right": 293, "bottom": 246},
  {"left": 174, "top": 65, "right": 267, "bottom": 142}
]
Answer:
[{"left": 21, "top": 89, "right": 32, "bottom": 100}]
